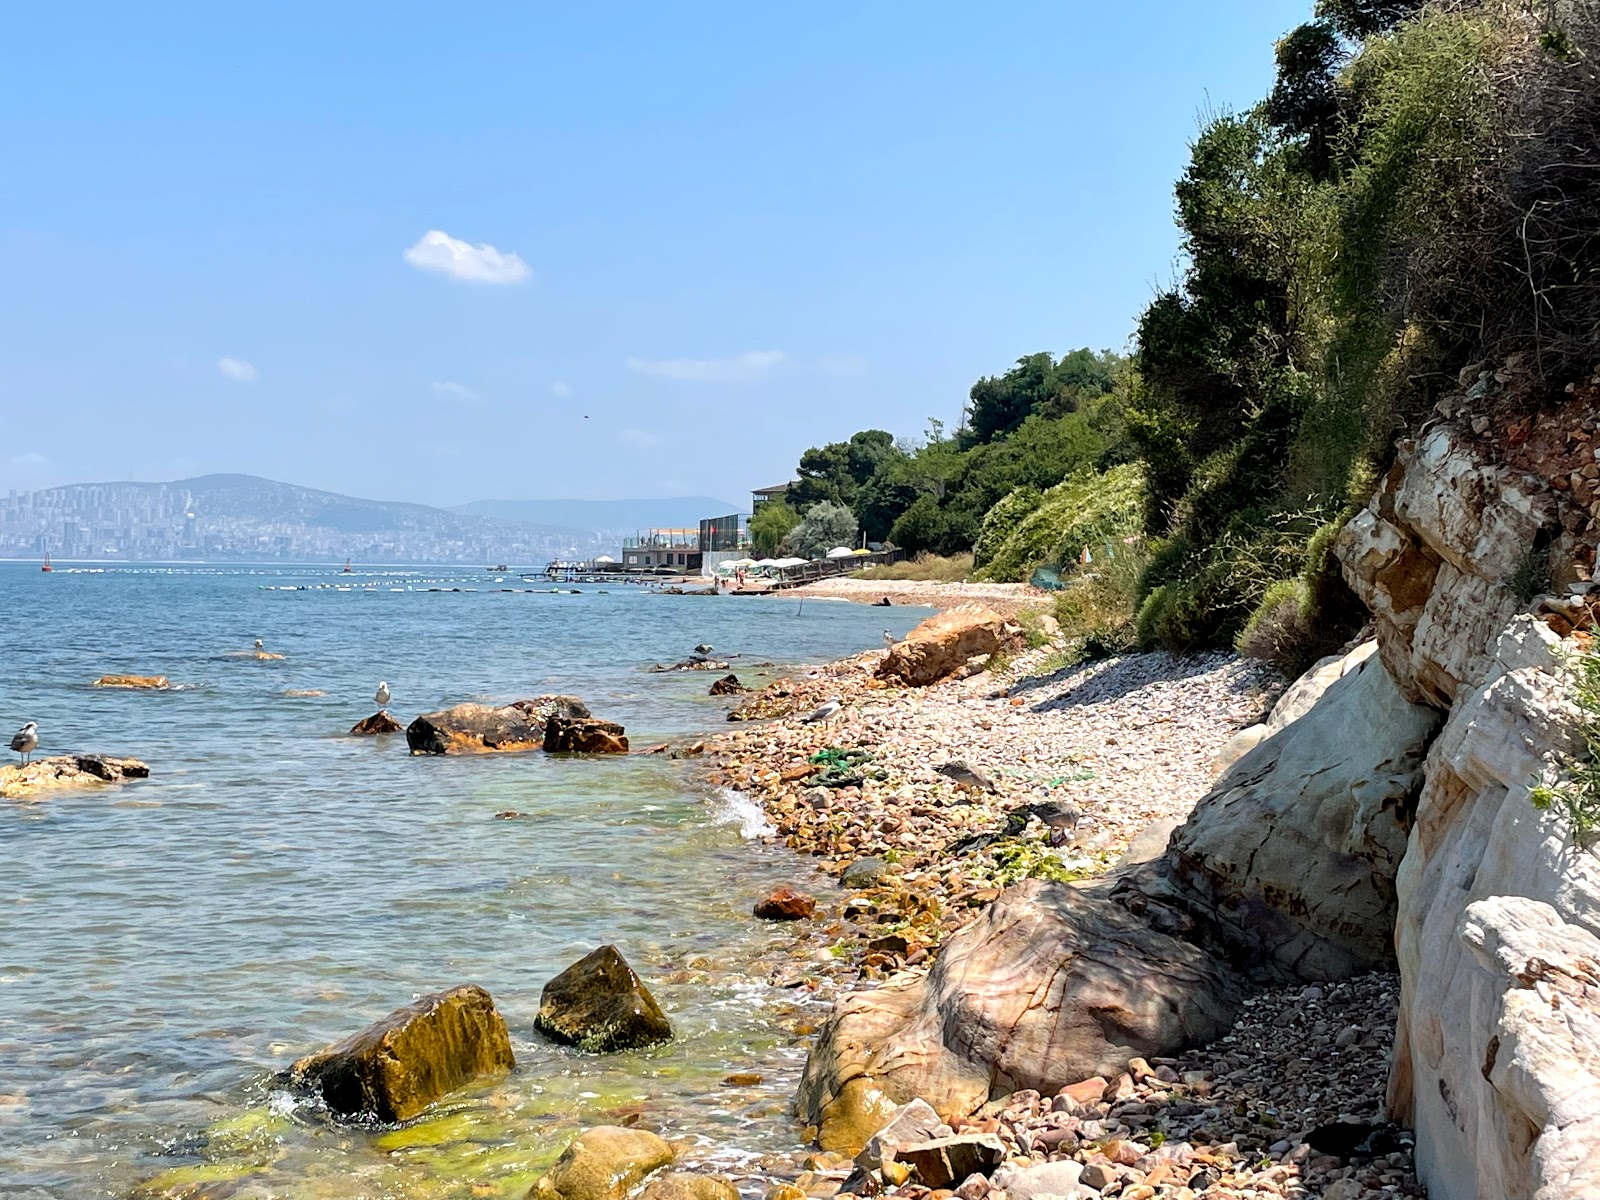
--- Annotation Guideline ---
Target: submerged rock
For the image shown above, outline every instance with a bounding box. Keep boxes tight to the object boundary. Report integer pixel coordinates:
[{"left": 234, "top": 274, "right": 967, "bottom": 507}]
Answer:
[
  {"left": 753, "top": 887, "right": 815, "bottom": 920},
  {"left": 875, "top": 605, "right": 1019, "bottom": 687},
  {"left": 288, "top": 984, "right": 514, "bottom": 1123},
  {"left": 350, "top": 711, "right": 404, "bottom": 736},
  {"left": 0, "top": 754, "right": 150, "bottom": 800},
  {"left": 542, "top": 716, "right": 629, "bottom": 754},
  {"left": 529, "top": 1125, "right": 675, "bottom": 1200},
  {"left": 92, "top": 674, "right": 170, "bottom": 690},
  {"left": 534, "top": 945, "right": 672, "bottom": 1052},
  {"left": 406, "top": 696, "right": 590, "bottom": 754},
  {"left": 638, "top": 1173, "right": 739, "bottom": 1200}
]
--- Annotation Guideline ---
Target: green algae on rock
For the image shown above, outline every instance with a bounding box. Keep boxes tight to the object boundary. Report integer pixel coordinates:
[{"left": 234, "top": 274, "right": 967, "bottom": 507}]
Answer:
[
  {"left": 534, "top": 945, "right": 672, "bottom": 1053},
  {"left": 289, "top": 984, "right": 514, "bottom": 1123}
]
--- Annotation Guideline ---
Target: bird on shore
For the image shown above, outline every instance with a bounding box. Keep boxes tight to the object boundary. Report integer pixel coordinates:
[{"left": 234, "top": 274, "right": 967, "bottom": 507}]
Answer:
[
  {"left": 882, "top": 630, "right": 896, "bottom": 649},
  {"left": 254, "top": 639, "right": 265, "bottom": 652},
  {"left": 937, "top": 759, "right": 996, "bottom": 794},
  {"left": 375, "top": 681, "right": 391, "bottom": 710},
  {"left": 800, "top": 697, "right": 844, "bottom": 724},
  {"left": 10, "top": 721, "right": 38, "bottom": 767},
  {"left": 694, "top": 643, "right": 714, "bottom": 655}
]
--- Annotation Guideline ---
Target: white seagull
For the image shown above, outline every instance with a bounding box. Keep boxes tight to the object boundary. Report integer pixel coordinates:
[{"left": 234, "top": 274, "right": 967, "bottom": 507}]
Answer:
[
  {"left": 882, "top": 630, "right": 896, "bottom": 649},
  {"left": 693, "top": 643, "right": 714, "bottom": 655},
  {"left": 10, "top": 721, "right": 38, "bottom": 766},
  {"left": 800, "top": 697, "right": 844, "bottom": 725},
  {"left": 254, "top": 639, "right": 265, "bottom": 651},
  {"left": 374, "top": 681, "right": 391, "bottom": 709}
]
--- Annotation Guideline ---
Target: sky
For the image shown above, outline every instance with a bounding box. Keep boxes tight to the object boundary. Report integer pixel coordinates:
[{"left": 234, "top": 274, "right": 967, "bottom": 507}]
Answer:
[{"left": 0, "top": 2, "right": 1311, "bottom": 508}]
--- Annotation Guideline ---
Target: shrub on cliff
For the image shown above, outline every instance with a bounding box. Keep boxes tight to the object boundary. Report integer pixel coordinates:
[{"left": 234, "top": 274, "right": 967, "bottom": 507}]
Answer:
[{"left": 971, "top": 464, "right": 1143, "bottom": 583}]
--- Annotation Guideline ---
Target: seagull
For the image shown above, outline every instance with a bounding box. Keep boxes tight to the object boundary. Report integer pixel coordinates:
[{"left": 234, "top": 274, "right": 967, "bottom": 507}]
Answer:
[
  {"left": 800, "top": 697, "right": 844, "bottom": 724},
  {"left": 375, "top": 681, "right": 391, "bottom": 709},
  {"left": 937, "top": 759, "right": 996, "bottom": 793},
  {"left": 693, "top": 643, "right": 714, "bottom": 655},
  {"left": 883, "top": 630, "right": 896, "bottom": 649},
  {"left": 254, "top": 639, "right": 265, "bottom": 651},
  {"left": 10, "top": 721, "right": 38, "bottom": 766}
]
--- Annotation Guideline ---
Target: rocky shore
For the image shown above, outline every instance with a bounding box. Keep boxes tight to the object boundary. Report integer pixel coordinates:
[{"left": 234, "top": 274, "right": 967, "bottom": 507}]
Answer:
[{"left": 699, "top": 609, "right": 1426, "bottom": 1199}]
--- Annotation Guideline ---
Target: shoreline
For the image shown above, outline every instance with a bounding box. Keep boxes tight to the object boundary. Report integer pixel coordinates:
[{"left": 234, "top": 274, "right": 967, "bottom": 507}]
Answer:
[
  {"left": 698, "top": 628, "right": 1423, "bottom": 1199},
  {"left": 782, "top": 578, "right": 1049, "bottom": 618}
]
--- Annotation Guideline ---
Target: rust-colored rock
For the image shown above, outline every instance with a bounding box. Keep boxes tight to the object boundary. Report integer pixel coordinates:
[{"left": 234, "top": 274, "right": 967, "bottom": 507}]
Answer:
[
  {"left": 534, "top": 945, "right": 672, "bottom": 1052},
  {"left": 543, "top": 716, "right": 629, "bottom": 754},
  {"left": 0, "top": 754, "right": 150, "bottom": 800},
  {"left": 288, "top": 984, "right": 514, "bottom": 1123},
  {"left": 754, "top": 887, "right": 816, "bottom": 920},
  {"left": 708, "top": 674, "right": 747, "bottom": 696},
  {"left": 875, "top": 605, "right": 1019, "bottom": 687},
  {"left": 350, "top": 711, "right": 404, "bottom": 736},
  {"left": 92, "top": 674, "right": 170, "bottom": 689},
  {"left": 406, "top": 695, "right": 590, "bottom": 754}
]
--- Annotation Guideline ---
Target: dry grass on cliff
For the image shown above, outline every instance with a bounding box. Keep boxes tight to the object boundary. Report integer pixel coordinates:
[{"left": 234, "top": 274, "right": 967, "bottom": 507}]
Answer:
[{"left": 853, "top": 552, "right": 973, "bottom": 583}]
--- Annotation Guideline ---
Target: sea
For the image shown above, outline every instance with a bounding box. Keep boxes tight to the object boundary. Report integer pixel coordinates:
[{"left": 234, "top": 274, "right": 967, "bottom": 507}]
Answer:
[{"left": 0, "top": 562, "right": 930, "bottom": 1200}]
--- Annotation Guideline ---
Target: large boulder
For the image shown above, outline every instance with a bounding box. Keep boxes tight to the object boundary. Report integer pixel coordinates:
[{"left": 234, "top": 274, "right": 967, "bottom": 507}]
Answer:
[
  {"left": 1387, "top": 615, "right": 1600, "bottom": 1200},
  {"left": 875, "top": 605, "right": 1019, "bottom": 687},
  {"left": 528, "top": 1125, "right": 675, "bottom": 1200},
  {"left": 406, "top": 695, "right": 590, "bottom": 754},
  {"left": 543, "top": 716, "right": 629, "bottom": 754},
  {"left": 534, "top": 945, "right": 672, "bottom": 1052},
  {"left": 1336, "top": 423, "right": 1562, "bottom": 708},
  {"left": 638, "top": 1173, "right": 740, "bottom": 1200},
  {"left": 0, "top": 754, "right": 150, "bottom": 800},
  {"left": 1152, "top": 640, "right": 1442, "bottom": 982},
  {"left": 797, "top": 879, "right": 1245, "bottom": 1126},
  {"left": 288, "top": 984, "right": 514, "bottom": 1123}
]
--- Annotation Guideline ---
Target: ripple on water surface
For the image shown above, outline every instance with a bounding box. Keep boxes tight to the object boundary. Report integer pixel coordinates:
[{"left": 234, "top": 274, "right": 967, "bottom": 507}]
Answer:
[{"left": 0, "top": 564, "right": 931, "bottom": 1198}]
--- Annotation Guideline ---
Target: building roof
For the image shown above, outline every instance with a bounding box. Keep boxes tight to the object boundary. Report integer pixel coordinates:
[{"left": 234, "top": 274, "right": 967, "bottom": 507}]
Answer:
[{"left": 752, "top": 482, "right": 794, "bottom": 496}]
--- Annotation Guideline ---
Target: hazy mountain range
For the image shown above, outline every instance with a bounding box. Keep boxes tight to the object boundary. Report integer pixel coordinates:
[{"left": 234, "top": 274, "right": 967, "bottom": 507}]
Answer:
[{"left": 0, "top": 474, "right": 745, "bottom": 563}]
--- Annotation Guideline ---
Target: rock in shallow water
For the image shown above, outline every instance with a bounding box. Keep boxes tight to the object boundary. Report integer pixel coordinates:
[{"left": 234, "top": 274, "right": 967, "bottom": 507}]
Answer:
[
  {"left": 0, "top": 754, "right": 150, "bottom": 799},
  {"left": 637, "top": 1172, "right": 740, "bottom": 1200},
  {"left": 534, "top": 945, "right": 672, "bottom": 1052},
  {"left": 92, "top": 674, "right": 170, "bottom": 689},
  {"left": 406, "top": 696, "right": 590, "bottom": 754},
  {"left": 529, "top": 1125, "right": 676, "bottom": 1200},
  {"left": 350, "top": 711, "right": 404, "bottom": 736},
  {"left": 543, "top": 715, "right": 629, "bottom": 754},
  {"left": 754, "top": 887, "right": 815, "bottom": 920},
  {"left": 288, "top": 983, "right": 514, "bottom": 1123}
]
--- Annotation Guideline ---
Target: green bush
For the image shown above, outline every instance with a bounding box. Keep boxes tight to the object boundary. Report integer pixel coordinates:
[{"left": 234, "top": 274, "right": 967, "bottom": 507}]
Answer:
[
  {"left": 971, "top": 464, "right": 1143, "bottom": 583},
  {"left": 972, "top": 486, "right": 1043, "bottom": 570}
]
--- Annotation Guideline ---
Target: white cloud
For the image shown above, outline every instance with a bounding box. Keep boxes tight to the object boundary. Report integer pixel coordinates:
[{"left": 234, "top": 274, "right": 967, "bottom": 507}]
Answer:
[
  {"left": 431, "top": 380, "right": 479, "bottom": 403},
  {"left": 551, "top": 380, "right": 572, "bottom": 398},
  {"left": 218, "top": 356, "right": 258, "bottom": 383},
  {"left": 625, "top": 350, "right": 785, "bottom": 383},
  {"left": 620, "top": 427, "right": 661, "bottom": 446},
  {"left": 403, "top": 229, "right": 530, "bottom": 284}
]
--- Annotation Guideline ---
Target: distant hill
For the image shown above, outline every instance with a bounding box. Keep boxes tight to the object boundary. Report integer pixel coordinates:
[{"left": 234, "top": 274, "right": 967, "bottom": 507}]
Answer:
[
  {"left": 453, "top": 496, "right": 745, "bottom": 529},
  {"left": 0, "top": 473, "right": 735, "bottom": 563}
]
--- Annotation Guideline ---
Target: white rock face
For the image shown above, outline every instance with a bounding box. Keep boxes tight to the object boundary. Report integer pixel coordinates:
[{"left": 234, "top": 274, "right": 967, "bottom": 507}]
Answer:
[
  {"left": 1336, "top": 425, "right": 1558, "bottom": 708},
  {"left": 1167, "top": 640, "right": 1442, "bottom": 981},
  {"left": 1389, "top": 615, "right": 1600, "bottom": 1199}
]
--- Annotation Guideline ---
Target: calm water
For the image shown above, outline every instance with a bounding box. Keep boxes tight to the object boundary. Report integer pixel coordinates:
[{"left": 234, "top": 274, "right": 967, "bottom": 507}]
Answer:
[{"left": 0, "top": 563, "right": 929, "bottom": 1200}]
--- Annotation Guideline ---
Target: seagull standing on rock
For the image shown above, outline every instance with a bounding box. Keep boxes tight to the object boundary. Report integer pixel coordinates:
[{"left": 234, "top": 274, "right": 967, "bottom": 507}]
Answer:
[
  {"left": 10, "top": 721, "right": 38, "bottom": 766},
  {"left": 882, "top": 630, "right": 896, "bottom": 649},
  {"left": 375, "top": 681, "right": 391, "bottom": 710},
  {"left": 800, "top": 697, "right": 843, "bottom": 724},
  {"left": 693, "top": 643, "right": 714, "bottom": 656}
]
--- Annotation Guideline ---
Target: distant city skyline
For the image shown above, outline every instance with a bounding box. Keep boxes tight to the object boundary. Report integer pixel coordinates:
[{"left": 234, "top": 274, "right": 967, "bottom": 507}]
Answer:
[{"left": 1, "top": 2, "right": 1308, "bottom": 505}]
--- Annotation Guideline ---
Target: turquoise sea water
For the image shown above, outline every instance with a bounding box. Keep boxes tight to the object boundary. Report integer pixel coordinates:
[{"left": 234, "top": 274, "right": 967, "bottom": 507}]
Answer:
[{"left": 0, "top": 563, "right": 930, "bottom": 1199}]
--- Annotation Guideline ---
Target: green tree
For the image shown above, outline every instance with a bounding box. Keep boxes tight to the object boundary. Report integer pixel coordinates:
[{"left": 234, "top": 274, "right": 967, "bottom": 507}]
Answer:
[
  {"left": 790, "top": 501, "right": 859, "bottom": 560},
  {"left": 749, "top": 500, "right": 800, "bottom": 557}
]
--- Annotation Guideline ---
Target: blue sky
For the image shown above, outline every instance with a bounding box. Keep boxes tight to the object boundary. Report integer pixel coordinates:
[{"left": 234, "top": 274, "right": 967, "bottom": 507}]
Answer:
[{"left": 0, "top": 2, "right": 1309, "bottom": 507}]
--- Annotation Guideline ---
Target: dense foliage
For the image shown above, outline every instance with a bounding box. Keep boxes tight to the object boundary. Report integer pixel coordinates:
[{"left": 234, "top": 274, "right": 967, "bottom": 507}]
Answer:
[{"left": 770, "top": 1, "right": 1600, "bottom": 667}]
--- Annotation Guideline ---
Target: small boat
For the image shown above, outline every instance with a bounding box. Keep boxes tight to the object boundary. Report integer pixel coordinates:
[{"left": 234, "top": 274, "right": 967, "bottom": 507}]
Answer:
[
  {"left": 41, "top": 553, "right": 52, "bottom": 573},
  {"left": 488, "top": 564, "right": 508, "bottom": 572}
]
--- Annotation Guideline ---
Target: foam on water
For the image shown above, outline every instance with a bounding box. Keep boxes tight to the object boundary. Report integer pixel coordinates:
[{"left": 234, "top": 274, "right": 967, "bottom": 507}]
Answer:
[{"left": 713, "top": 786, "right": 777, "bottom": 839}]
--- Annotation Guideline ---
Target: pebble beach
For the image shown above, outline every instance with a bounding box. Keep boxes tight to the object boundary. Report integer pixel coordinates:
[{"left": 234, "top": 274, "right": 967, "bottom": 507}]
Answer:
[{"left": 704, "top": 599, "right": 1424, "bottom": 1200}]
